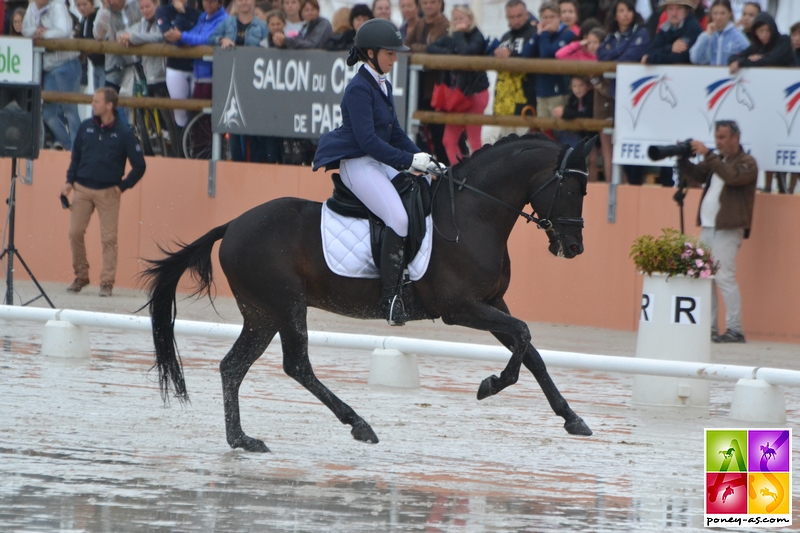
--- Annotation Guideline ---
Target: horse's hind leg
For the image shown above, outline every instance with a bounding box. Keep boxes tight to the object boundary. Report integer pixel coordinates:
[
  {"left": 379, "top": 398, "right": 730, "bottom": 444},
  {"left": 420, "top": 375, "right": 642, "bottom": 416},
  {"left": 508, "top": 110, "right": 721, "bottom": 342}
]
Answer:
[
  {"left": 279, "top": 307, "right": 379, "bottom": 444},
  {"left": 483, "top": 299, "right": 592, "bottom": 436},
  {"left": 220, "top": 316, "right": 276, "bottom": 453}
]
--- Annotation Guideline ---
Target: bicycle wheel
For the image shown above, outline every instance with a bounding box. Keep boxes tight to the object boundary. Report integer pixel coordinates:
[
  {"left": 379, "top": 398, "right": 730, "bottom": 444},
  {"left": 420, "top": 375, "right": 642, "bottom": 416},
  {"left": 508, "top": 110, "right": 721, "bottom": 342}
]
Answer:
[
  {"left": 133, "top": 108, "right": 154, "bottom": 156},
  {"left": 143, "top": 109, "right": 167, "bottom": 157},
  {"left": 182, "top": 113, "right": 213, "bottom": 159}
]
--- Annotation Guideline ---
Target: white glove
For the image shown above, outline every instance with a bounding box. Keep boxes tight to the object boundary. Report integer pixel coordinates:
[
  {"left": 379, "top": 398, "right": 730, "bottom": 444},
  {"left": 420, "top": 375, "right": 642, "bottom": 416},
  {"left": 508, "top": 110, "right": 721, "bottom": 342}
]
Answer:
[
  {"left": 427, "top": 161, "right": 447, "bottom": 173},
  {"left": 409, "top": 152, "right": 433, "bottom": 172}
]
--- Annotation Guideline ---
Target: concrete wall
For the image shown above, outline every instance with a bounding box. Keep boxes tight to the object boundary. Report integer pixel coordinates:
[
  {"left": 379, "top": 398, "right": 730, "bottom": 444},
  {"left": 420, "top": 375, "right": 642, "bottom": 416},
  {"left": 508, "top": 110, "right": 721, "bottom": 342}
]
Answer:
[{"left": 2, "top": 151, "right": 798, "bottom": 343}]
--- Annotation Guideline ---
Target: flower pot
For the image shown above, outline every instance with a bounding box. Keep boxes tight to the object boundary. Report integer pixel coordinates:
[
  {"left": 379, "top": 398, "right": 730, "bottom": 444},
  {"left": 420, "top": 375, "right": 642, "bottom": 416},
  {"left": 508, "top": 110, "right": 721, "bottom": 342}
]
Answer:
[{"left": 632, "top": 273, "right": 712, "bottom": 407}]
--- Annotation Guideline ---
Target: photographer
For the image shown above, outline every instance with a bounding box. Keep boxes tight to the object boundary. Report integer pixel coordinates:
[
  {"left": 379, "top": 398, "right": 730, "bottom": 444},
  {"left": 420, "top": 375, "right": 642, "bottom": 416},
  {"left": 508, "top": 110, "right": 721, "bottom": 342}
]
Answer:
[{"left": 679, "top": 120, "right": 757, "bottom": 344}]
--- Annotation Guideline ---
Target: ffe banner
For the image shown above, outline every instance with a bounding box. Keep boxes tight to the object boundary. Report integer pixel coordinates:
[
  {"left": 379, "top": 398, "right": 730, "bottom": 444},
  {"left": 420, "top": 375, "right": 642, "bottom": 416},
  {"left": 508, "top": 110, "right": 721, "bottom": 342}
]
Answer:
[
  {"left": 613, "top": 65, "right": 800, "bottom": 172},
  {"left": 211, "top": 48, "right": 408, "bottom": 140}
]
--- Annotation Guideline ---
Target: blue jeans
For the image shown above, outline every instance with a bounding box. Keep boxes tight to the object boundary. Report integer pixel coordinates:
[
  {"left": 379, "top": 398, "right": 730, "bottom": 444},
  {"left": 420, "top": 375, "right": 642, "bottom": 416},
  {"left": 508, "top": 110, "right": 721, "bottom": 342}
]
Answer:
[{"left": 43, "top": 59, "right": 82, "bottom": 150}]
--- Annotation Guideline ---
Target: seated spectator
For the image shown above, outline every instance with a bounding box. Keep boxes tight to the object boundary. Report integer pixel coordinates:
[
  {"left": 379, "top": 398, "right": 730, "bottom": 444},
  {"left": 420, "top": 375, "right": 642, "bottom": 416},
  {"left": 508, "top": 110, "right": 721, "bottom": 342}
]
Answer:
[
  {"left": 485, "top": 0, "right": 538, "bottom": 136},
  {"left": 559, "top": 0, "right": 580, "bottom": 36},
  {"left": 282, "top": 0, "right": 304, "bottom": 38},
  {"left": 555, "top": 26, "right": 606, "bottom": 60},
  {"left": 427, "top": 5, "right": 490, "bottom": 164},
  {"left": 324, "top": 4, "right": 372, "bottom": 51},
  {"left": 23, "top": 0, "right": 82, "bottom": 150},
  {"left": 261, "top": 9, "right": 285, "bottom": 47},
  {"left": 273, "top": 0, "right": 331, "bottom": 49},
  {"left": 372, "top": 0, "right": 391, "bottom": 21},
  {"left": 729, "top": 12, "right": 797, "bottom": 72},
  {"left": 735, "top": 1, "right": 760, "bottom": 37},
  {"left": 690, "top": 0, "right": 748, "bottom": 65},
  {"left": 156, "top": 0, "right": 201, "bottom": 138},
  {"left": 10, "top": 7, "right": 25, "bottom": 36},
  {"left": 399, "top": 0, "right": 419, "bottom": 41},
  {"left": 643, "top": 0, "right": 701, "bottom": 65},
  {"left": 596, "top": 0, "right": 649, "bottom": 184},
  {"left": 74, "top": 0, "right": 104, "bottom": 91},
  {"left": 533, "top": 2, "right": 575, "bottom": 120},
  {"left": 164, "top": 0, "right": 227, "bottom": 100}
]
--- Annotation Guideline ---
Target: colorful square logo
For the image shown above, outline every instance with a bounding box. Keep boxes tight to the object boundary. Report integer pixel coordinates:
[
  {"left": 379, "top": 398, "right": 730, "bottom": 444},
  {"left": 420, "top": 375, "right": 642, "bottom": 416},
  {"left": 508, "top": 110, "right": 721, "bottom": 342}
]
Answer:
[{"left": 705, "top": 428, "right": 792, "bottom": 528}]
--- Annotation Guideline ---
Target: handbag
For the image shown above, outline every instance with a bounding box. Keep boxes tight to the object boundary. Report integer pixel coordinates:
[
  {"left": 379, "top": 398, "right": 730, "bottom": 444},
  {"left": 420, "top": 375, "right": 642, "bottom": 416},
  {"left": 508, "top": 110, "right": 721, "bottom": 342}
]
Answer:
[{"left": 431, "top": 83, "right": 472, "bottom": 113}]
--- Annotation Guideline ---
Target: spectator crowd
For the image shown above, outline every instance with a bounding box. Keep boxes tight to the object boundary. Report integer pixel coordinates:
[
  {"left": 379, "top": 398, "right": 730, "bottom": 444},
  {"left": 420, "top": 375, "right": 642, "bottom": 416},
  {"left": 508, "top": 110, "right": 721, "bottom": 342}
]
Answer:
[{"left": 10, "top": 0, "right": 800, "bottom": 190}]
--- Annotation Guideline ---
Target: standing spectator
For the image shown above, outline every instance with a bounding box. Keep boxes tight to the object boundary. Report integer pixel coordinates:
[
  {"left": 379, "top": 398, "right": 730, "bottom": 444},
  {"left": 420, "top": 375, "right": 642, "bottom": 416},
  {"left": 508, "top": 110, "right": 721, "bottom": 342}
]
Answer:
[
  {"left": 23, "top": 0, "right": 82, "bottom": 150},
  {"left": 485, "top": 0, "right": 537, "bottom": 136},
  {"left": 792, "top": 22, "right": 800, "bottom": 65},
  {"left": 643, "top": 0, "right": 701, "bottom": 186},
  {"left": 324, "top": 4, "right": 372, "bottom": 51},
  {"left": 555, "top": 26, "right": 605, "bottom": 59},
  {"left": 427, "top": 5, "right": 489, "bottom": 164},
  {"left": 735, "top": 1, "right": 760, "bottom": 36},
  {"left": 552, "top": 76, "right": 597, "bottom": 179},
  {"left": 273, "top": 0, "right": 331, "bottom": 49},
  {"left": 94, "top": 0, "right": 141, "bottom": 94},
  {"left": 405, "top": 0, "right": 449, "bottom": 162},
  {"left": 261, "top": 9, "right": 285, "bottom": 47},
  {"left": 596, "top": 0, "right": 649, "bottom": 184},
  {"left": 398, "top": 0, "right": 418, "bottom": 40},
  {"left": 729, "top": 12, "right": 797, "bottom": 72},
  {"left": 164, "top": 0, "right": 227, "bottom": 101},
  {"left": 329, "top": 6, "right": 351, "bottom": 35},
  {"left": 118, "top": 0, "right": 167, "bottom": 95},
  {"left": 156, "top": 0, "right": 201, "bottom": 137},
  {"left": 533, "top": 2, "right": 576, "bottom": 120},
  {"left": 281, "top": 0, "right": 303, "bottom": 38},
  {"left": 74, "top": 0, "right": 105, "bottom": 91},
  {"left": 208, "top": 0, "right": 268, "bottom": 163},
  {"left": 680, "top": 120, "right": 757, "bottom": 343},
  {"left": 559, "top": 0, "right": 581, "bottom": 35},
  {"left": 60, "top": 88, "right": 146, "bottom": 298},
  {"left": 690, "top": 0, "right": 749, "bottom": 65},
  {"left": 10, "top": 7, "right": 25, "bottom": 36},
  {"left": 254, "top": 0, "right": 270, "bottom": 22},
  {"left": 372, "top": 0, "right": 391, "bottom": 21}
]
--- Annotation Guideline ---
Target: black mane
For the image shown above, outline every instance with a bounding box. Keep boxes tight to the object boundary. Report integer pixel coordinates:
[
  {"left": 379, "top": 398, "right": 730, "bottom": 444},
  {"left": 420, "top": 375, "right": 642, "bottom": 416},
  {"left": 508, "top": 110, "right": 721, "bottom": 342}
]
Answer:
[{"left": 451, "top": 133, "right": 560, "bottom": 169}]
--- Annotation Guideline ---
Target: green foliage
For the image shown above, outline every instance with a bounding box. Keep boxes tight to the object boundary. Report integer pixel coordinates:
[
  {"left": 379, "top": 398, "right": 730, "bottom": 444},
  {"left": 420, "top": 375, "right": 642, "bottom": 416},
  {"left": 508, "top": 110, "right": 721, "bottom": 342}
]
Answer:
[{"left": 630, "top": 228, "right": 719, "bottom": 279}]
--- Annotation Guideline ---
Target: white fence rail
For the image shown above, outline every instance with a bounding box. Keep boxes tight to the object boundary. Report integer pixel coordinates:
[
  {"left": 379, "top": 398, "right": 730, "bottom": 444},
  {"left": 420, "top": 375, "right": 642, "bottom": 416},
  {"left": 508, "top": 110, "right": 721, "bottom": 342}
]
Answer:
[{"left": 1, "top": 305, "right": 800, "bottom": 388}]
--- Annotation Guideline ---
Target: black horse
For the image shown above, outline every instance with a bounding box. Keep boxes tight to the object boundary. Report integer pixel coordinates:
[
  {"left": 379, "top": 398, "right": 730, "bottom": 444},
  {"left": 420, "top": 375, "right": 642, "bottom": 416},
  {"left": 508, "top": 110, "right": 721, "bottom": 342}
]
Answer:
[{"left": 143, "top": 134, "right": 594, "bottom": 452}]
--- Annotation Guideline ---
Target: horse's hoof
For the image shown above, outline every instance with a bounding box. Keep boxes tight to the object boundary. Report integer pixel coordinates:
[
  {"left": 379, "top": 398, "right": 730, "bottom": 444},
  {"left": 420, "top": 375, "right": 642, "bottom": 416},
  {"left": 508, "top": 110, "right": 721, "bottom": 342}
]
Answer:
[
  {"left": 476, "top": 375, "right": 498, "bottom": 400},
  {"left": 234, "top": 436, "right": 271, "bottom": 453},
  {"left": 564, "top": 417, "right": 593, "bottom": 436},
  {"left": 351, "top": 420, "right": 379, "bottom": 444}
]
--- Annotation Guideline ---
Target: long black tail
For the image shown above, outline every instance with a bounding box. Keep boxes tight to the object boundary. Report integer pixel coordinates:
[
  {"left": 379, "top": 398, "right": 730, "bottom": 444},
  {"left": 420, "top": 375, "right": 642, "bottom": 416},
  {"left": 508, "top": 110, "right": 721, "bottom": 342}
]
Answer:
[{"left": 141, "top": 223, "right": 229, "bottom": 404}]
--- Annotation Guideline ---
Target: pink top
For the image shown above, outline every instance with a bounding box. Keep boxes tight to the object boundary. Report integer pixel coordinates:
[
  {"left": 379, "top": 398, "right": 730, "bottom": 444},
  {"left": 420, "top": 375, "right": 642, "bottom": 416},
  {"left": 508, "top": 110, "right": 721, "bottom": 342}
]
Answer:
[{"left": 555, "top": 41, "right": 596, "bottom": 61}]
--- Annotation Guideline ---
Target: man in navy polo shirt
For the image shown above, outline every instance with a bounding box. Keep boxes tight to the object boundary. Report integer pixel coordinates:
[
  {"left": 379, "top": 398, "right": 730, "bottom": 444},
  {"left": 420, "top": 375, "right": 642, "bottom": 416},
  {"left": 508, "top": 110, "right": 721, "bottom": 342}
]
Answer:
[{"left": 60, "top": 87, "right": 146, "bottom": 297}]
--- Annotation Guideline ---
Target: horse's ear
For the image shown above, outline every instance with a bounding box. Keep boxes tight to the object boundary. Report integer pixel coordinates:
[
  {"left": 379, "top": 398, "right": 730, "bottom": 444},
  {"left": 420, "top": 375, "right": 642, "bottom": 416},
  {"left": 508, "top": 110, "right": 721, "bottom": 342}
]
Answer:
[
  {"left": 583, "top": 136, "right": 598, "bottom": 158},
  {"left": 566, "top": 140, "right": 586, "bottom": 169}
]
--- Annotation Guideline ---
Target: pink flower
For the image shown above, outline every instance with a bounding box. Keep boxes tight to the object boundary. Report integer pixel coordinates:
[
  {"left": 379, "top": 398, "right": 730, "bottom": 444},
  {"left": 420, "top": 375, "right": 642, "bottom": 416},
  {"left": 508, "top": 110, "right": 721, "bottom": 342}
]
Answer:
[
  {"left": 695, "top": 259, "right": 704, "bottom": 267},
  {"left": 700, "top": 269, "right": 711, "bottom": 279},
  {"left": 687, "top": 269, "right": 696, "bottom": 276},
  {"left": 685, "top": 242, "right": 694, "bottom": 249},
  {"left": 681, "top": 250, "right": 692, "bottom": 259},
  {"left": 697, "top": 248, "right": 704, "bottom": 256}
]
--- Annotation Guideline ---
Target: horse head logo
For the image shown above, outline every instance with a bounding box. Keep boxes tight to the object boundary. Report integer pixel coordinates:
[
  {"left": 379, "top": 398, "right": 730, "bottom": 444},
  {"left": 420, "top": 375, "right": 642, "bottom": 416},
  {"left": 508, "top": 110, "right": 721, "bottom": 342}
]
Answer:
[
  {"left": 219, "top": 62, "right": 247, "bottom": 130},
  {"left": 779, "top": 81, "right": 800, "bottom": 135},
  {"left": 703, "top": 77, "right": 753, "bottom": 131},
  {"left": 626, "top": 75, "right": 677, "bottom": 128}
]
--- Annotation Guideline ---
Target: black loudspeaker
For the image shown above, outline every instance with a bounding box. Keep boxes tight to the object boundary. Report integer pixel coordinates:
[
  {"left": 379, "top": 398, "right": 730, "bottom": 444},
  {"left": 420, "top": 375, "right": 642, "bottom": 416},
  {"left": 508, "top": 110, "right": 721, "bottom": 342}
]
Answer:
[{"left": 0, "top": 83, "right": 41, "bottom": 160}]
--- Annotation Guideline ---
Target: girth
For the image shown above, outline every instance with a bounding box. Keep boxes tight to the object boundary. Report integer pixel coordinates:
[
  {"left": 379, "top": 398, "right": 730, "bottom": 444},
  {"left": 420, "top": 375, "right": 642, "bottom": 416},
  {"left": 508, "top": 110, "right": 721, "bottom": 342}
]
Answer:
[{"left": 326, "top": 172, "right": 432, "bottom": 269}]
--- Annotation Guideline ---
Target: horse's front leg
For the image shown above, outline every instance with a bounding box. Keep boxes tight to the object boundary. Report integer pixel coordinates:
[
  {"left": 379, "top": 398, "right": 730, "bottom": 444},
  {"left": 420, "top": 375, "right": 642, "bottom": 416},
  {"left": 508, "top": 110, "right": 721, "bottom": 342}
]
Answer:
[
  {"left": 440, "top": 301, "right": 531, "bottom": 399},
  {"left": 486, "top": 298, "right": 592, "bottom": 436}
]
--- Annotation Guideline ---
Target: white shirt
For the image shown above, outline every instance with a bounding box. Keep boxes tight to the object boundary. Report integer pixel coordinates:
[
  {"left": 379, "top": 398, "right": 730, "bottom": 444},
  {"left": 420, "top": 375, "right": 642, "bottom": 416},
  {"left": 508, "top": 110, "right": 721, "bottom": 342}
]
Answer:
[
  {"left": 700, "top": 172, "right": 725, "bottom": 228},
  {"left": 363, "top": 63, "right": 388, "bottom": 96}
]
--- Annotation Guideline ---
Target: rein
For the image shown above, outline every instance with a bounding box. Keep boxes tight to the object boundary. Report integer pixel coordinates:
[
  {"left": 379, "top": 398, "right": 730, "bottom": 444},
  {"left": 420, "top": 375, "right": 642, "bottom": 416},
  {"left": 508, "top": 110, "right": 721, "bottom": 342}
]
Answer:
[{"left": 431, "top": 146, "right": 588, "bottom": 243}]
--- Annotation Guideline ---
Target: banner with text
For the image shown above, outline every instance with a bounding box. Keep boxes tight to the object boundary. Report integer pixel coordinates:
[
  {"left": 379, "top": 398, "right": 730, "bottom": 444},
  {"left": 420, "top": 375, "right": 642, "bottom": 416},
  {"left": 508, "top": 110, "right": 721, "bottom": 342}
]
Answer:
[
  {"left": 211, "top": 48, "right": 408, "bottom": 139},
  {"left": 0, "top": 37, "right": 33, "bottom": 83},
  {"left": 613, "top": 65, "right": 800, "bottom": 172}
]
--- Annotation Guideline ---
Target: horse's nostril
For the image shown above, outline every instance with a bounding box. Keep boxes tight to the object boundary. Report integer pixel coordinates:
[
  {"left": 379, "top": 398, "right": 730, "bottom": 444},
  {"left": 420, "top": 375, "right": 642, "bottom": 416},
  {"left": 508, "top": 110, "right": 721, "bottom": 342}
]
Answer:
[{"left": 570, "top": 244, "right": 583, "bottom": 253}]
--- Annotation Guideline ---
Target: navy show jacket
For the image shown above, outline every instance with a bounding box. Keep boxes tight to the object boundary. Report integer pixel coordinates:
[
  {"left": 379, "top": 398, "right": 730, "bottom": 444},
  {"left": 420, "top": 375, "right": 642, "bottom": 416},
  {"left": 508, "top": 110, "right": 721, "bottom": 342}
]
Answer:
[{"left": 313, "top": 66, "right": 420, "bottom": 172}]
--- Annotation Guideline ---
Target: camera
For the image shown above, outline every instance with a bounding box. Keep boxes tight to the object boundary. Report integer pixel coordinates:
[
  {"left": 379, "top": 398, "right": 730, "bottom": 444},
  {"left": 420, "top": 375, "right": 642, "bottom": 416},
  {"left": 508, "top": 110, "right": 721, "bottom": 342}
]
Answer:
[{"left": 648, "top": 139, "right": 693, "bottom": 161}]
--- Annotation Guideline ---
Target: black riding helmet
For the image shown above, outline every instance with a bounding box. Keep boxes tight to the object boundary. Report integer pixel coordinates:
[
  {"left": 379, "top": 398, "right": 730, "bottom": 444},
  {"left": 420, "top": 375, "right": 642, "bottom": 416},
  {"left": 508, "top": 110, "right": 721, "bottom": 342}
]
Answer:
[{"left": 347, "top": 18, "right": 409, "bottom": 74}]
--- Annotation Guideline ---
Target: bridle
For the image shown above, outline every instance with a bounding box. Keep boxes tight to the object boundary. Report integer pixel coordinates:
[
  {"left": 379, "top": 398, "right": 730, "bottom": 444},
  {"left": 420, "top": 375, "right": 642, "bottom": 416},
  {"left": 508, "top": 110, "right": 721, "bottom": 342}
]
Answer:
[{"left": 431, "top": 146, "right": 588, "bottom": 245}]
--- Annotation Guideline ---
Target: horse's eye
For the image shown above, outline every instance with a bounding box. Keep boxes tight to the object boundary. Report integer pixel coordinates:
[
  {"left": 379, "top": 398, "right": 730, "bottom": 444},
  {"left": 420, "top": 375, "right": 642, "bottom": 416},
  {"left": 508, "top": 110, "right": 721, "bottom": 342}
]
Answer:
[{"left": 567, "top": 191, "right": 575, "bottom": 198}]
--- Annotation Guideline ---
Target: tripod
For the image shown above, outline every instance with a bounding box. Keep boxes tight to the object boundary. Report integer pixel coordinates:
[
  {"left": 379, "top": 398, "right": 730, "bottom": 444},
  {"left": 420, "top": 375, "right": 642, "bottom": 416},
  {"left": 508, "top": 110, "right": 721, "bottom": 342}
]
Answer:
[{"left": 1, "top": 158, "right": 54, "bottom": 307}]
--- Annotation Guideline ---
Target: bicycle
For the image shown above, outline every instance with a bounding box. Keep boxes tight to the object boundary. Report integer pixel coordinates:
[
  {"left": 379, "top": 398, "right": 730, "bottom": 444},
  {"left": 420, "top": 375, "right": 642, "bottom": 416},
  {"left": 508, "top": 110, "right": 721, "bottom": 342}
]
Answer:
[
  {"left": 182, "top": 111, "right": 230, "bottom": 160},
  {"left": 130, "top": 63, "right": 179, "bottom": 157}
]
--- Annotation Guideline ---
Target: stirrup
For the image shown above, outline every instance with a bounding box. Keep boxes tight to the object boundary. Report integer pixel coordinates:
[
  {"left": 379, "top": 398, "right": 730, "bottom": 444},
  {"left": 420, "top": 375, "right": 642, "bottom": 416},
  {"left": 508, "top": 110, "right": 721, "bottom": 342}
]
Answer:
[{"left": 382, "top": 294, "right": 408, "bottom": 326}]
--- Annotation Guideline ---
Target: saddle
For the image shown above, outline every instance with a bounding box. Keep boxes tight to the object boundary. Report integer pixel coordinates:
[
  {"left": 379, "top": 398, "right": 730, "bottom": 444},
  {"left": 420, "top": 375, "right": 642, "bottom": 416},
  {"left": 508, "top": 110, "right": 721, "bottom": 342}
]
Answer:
[{"left": 326, "top": 172, "right": 432, "bottom": 269}]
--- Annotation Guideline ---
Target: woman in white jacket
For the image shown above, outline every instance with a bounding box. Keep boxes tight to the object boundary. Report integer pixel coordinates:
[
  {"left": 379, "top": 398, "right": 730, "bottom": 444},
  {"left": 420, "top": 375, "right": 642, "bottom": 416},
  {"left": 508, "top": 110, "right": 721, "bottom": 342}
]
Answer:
[{"left": 22, "top": 0, "right": 82, "bottom": 150}]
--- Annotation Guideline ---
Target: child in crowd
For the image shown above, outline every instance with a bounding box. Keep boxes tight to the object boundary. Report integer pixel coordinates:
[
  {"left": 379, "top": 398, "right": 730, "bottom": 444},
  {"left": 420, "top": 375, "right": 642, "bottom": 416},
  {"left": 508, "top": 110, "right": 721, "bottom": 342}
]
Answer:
[
  {"left": 10, "top": 7, "right": 25, "bottom": 36},
  {"left": 282, "top": 0, "right": 303, "bottom": 38},
  {"left": 791, "top": 22, "right": 800, "bottom": 65},
  {"left": 534, "top": 1, "right": 576, "bottom": 119},
  {"left": 555, "top": 27, "right": 607, "bottom": 60},
  {"left": 263, "top": 9, "right": 286, "bottom": 47},
  {"left": 552, "top": 76, "right": 598, "bottom": 181},
  {"left": 558, "top": 0, "right": 580, "bottom": 36}
]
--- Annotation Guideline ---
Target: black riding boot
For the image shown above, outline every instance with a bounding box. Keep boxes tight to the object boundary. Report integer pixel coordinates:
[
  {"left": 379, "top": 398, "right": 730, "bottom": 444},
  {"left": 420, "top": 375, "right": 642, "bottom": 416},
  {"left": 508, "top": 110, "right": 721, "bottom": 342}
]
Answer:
[{"left": 379, "top": 228, "right": 409, "bottom": 326}]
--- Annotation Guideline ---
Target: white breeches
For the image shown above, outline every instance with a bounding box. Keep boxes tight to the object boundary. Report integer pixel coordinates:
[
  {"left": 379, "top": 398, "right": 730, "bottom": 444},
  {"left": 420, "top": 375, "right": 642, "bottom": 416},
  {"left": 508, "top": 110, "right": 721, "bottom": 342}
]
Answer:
[
  {"left": 339, "top": 156, "right": 408, "bottom": 237},
  {"left": 166, "top": 67, "right": 194, "bottom": 127}
]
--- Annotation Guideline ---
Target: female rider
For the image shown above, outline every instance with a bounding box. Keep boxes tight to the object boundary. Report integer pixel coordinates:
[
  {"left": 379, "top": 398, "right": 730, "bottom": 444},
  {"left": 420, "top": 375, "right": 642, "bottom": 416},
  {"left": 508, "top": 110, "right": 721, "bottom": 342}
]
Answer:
[{"left": 313, "top": 18, "right": 440, "bottom": 326}]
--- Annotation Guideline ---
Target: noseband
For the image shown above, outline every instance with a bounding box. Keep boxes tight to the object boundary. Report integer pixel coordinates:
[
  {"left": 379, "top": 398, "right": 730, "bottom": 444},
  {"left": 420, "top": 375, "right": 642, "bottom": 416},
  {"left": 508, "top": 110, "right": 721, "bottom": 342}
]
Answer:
[{"left": 433, "top": 146, "right": 588, "bottom": 245}]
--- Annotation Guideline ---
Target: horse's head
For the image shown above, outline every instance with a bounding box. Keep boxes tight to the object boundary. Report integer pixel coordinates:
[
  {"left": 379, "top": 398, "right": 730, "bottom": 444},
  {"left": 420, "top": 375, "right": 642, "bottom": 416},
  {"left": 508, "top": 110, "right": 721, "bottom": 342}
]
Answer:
[{"left": 528, "top": 138, "right": 594, "bottom": 259}]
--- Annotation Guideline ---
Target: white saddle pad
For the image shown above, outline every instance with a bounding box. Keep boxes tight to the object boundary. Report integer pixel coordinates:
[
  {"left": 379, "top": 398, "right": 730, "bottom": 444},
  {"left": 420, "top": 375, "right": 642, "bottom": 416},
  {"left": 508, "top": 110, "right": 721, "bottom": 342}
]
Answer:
[{"left": 320, "top": 203, "right": 433, "bottom": 281}]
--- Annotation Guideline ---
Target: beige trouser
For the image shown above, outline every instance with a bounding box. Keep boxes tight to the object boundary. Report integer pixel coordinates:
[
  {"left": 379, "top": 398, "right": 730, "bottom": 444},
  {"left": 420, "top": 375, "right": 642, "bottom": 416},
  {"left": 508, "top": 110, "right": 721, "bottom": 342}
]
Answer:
[
  {"left": 536, "top": 95, "right": 570, "bottom": 118},
  {"left": 68, "top": 183, "right": 121, "bottom": 286}
]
